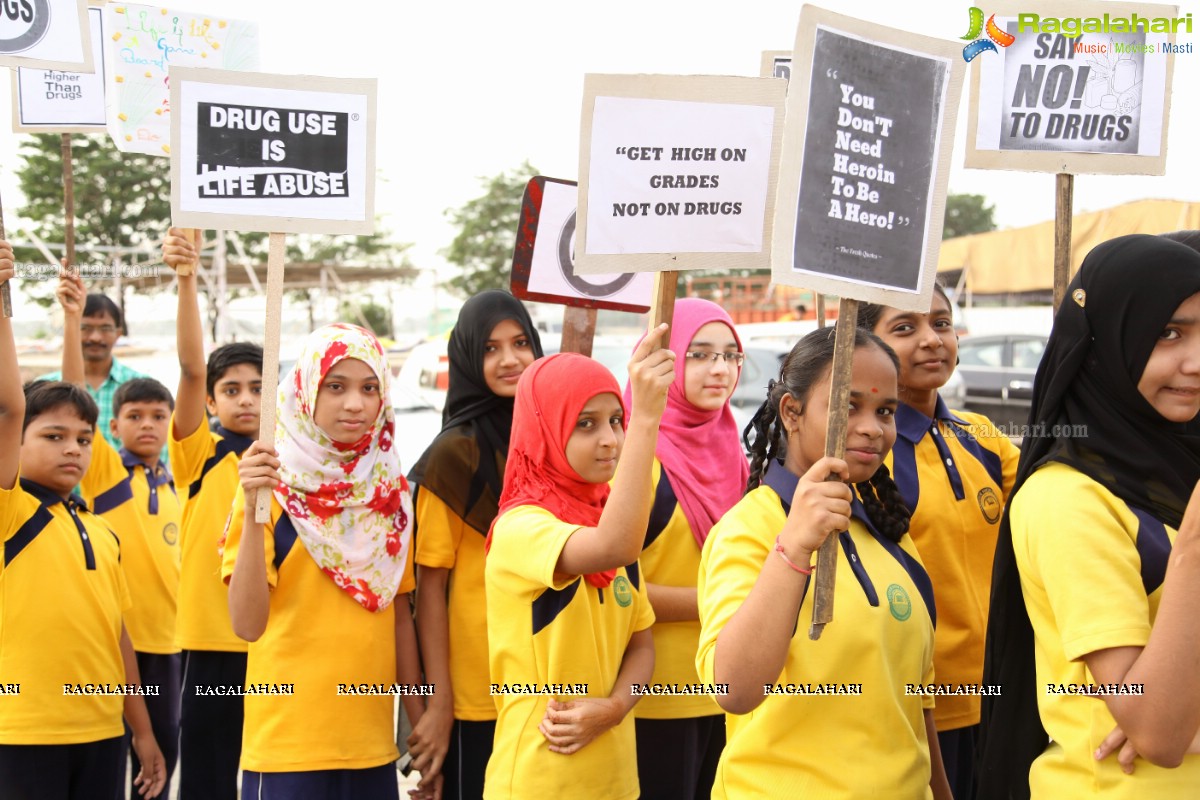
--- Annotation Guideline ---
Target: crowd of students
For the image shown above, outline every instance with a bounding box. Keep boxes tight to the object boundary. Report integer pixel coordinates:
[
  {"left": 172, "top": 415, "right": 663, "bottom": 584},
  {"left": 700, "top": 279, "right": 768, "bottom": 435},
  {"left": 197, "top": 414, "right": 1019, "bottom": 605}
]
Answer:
[{"left": 0, "top": 228, "right": 1197, "bottom": 800}]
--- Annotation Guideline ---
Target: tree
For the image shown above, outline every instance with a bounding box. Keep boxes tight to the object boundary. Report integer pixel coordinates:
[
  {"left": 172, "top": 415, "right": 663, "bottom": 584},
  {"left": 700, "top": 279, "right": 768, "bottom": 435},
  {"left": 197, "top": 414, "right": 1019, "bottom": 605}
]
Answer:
[
  {"left": 442, "top": 161, "right": 539, "bottom": 297},
  {"left": 15, "top": 133, "right": 171, "bottom": 307},
  {"left": 942, "top": 193, "right": 997, "bottom": 240}
]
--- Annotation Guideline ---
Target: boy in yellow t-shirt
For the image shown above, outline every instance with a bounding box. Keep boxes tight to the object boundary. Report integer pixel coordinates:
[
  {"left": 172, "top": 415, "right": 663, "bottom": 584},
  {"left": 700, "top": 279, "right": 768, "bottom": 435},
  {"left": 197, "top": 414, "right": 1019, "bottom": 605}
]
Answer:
[
  {"left": 163, "top": 228, "right": 263, "bottom": 799},
  {"left": 0, "top": 246, "right": 166, "bottom": 799},
  {"left": 59, "top": 270, "right": 184, "bottom": 797}
]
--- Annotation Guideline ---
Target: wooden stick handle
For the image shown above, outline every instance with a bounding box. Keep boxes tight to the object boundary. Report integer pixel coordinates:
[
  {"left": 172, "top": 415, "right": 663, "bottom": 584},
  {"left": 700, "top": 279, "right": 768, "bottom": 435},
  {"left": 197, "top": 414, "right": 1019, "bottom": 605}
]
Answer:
[
  {"left": 255, "top": 233, "right": 286, "bottom": 523},
  {"left": 561, "top": 306, "right": 597, "bottom": 357},
  {"left": 1053, "top": 173, "right": 1073, "bottom": 314},
  {"left": 648, "top": 270, "right": 678, "bottom": 342},
  {"left": 0, "top": 186, "right": 11, "bottom": 318},
  {"left": 809, "top": 298, "right": 860, "bottom": 640},
  {"left": 815, "top": 294, "right": 826, "bottom": 329},
  {"left": 62, "top": 134, "right": 76, "bottom": 269}
]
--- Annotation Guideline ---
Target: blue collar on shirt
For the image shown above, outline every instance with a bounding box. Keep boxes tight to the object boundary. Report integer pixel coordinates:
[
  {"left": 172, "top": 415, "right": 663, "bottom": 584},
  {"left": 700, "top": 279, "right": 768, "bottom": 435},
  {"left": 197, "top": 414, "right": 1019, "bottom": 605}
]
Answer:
[
  {"left": 896, "top": 394, "right": 968, "bottom": 444},
  {"left": 214, "top": 424, "right": 255, "bottom": 454},
  {"left": 19, "top": 477, "right": 89, "bottom": 512},
  {"left": 761, "top": 460, "right": 936, "bottom": 627},
  {"left": 119, "top": 447, "right": 173, "bottom": 486}
]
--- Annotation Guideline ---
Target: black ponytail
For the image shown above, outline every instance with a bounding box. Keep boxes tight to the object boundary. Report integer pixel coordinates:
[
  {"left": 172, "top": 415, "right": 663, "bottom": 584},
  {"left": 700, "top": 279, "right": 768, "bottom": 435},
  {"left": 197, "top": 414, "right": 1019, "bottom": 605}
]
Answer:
[{"left": 855, "top": 464, "right": 911, "bottom": 543}]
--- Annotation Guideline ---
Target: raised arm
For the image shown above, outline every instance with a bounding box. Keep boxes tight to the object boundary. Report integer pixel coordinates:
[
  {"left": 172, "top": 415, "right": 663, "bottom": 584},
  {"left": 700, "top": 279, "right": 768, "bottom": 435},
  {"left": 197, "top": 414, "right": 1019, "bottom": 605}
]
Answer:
[
  {"left": 56, "top": 268, "right": 86, "bottom": 386},
  {"left": 555, "top": 324, "right": 675, "bottom": 575},
  {"left": 163, "top": 228, "right": 207, "bottom": 439},
  {"left": 0, "top": 241, "right": 20, "bottom": 490}
]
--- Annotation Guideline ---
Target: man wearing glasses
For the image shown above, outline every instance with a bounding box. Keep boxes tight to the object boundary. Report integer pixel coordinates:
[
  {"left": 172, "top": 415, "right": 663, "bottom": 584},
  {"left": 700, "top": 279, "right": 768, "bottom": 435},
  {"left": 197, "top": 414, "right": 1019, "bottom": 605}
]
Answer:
[{"left": 41, "top": 293, "right": 149, "bottom": 448}]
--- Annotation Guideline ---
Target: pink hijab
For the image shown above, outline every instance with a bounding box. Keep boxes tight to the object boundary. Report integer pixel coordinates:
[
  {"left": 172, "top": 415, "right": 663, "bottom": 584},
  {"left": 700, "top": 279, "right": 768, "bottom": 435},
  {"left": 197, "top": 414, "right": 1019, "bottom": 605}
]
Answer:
[{"left": 624, "top": 299, "right": 749, "bottom": 547}]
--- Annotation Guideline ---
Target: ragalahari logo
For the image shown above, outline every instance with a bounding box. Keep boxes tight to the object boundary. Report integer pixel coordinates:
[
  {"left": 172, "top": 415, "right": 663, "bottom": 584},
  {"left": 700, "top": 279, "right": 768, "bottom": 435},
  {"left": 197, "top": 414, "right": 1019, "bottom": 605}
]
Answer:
[{"left": 962, "top": 7, "right": 1016, "bottom": 61}]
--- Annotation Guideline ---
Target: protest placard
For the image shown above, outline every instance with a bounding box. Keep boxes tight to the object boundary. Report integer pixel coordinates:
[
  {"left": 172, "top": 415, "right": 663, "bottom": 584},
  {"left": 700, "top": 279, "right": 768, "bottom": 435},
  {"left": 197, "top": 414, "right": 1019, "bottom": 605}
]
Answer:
[
  {"left": 512, "top": 177, "right": 652, "bottom": 312},
  {"left": 965, "top": 0, "right": 1178, "bottom": 175},
  {"left": 772, "top": 6, "right": 964, "bottom": 312},
  {"left": 170, "top": 67, "right": 376, "bottom": 519},
  {"left": 0, "top": 0, "right": 91, "bottom": 71},
  {"left": 760, "top": 51, "right": 791, "bottom": 80},
  {"left": 170, "top": 67, "right": 376, "bottom": 235},
  {"left": 12, "top": 5, "right": 105, "bottom": 131},
  {"left": 575, "top": 74, "right": 786, "bottom": 276},
  {"left": 105, "top": 3, "right": 258, "bottom": 156}
]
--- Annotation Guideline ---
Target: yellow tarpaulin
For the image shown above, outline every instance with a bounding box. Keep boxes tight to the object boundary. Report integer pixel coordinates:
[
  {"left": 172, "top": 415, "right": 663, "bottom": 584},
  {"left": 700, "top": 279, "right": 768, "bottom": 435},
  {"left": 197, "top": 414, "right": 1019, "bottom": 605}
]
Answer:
[{"left": 938, "top": 199, "right": 1200, "bottom": 294}]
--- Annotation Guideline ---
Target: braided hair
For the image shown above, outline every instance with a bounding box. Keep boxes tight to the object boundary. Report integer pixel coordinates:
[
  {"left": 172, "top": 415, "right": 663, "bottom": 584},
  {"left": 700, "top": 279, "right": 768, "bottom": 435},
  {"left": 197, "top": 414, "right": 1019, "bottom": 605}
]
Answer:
[{"left": 744, "top": 327, "right": 912, "bottom": 542}]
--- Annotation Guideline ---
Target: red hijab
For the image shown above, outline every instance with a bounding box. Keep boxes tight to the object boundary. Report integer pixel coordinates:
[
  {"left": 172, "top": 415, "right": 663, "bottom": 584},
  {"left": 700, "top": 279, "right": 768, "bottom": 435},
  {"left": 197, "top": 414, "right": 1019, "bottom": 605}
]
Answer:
[
  {"left": 624, "top": 299, "right": 749, "bottom": 547},
  {"left": 487, "top": 353, "right": 623, "bottom": 588}
]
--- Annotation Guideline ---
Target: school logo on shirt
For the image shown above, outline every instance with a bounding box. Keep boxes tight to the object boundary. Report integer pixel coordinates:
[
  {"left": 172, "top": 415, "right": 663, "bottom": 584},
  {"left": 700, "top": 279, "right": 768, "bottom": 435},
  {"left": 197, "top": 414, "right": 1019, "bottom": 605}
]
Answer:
[
  {"left": 977, "top": 487, "right": 1001, "bottom": 524},
  {"left": 612, "top": 576, "right": 633, "bottom": 608},
  {"left": 162, "top": 522, "right": 179, "bottom": 546},
  {"left": 886, "top": 584, "right": 912, "bottom": 621}
]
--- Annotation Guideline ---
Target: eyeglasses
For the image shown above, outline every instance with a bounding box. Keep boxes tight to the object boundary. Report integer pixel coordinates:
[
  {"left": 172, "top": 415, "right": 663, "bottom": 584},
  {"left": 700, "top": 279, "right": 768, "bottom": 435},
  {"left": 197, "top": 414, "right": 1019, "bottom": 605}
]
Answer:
[
  {"left": 684, "top": 351, "right": 745, "bottom": 366},
  {"left": 80, "top": 325, "right": 118, "bottom": 335}
]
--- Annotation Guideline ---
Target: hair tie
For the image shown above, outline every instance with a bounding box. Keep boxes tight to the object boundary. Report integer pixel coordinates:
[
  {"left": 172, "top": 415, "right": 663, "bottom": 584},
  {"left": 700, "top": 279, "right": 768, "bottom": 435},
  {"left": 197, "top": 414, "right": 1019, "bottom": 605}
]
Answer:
[{"left": 767, "top": 378, "right": 778, "bottom": 392}]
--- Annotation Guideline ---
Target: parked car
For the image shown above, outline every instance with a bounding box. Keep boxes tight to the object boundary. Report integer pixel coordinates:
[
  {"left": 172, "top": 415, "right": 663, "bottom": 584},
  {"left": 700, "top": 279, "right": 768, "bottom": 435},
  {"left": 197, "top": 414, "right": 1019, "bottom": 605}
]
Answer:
[{"left": 956, "top": 333, "right": 1049, "bottom": 432}]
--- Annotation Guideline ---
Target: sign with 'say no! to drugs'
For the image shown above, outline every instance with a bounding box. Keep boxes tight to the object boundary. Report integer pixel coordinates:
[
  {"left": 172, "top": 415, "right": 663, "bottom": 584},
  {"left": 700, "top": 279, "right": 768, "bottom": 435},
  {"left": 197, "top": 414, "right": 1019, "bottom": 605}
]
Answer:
[{"left": 170, "top": 67, "right": 376, "bottom": 235}]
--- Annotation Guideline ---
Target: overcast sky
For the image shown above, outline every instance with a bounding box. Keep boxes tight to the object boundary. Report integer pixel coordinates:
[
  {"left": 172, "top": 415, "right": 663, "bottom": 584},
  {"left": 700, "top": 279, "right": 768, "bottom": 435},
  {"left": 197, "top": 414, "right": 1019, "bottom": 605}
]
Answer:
[{"left": 1, "top": 0, "right": 1197, "bottom": 324}]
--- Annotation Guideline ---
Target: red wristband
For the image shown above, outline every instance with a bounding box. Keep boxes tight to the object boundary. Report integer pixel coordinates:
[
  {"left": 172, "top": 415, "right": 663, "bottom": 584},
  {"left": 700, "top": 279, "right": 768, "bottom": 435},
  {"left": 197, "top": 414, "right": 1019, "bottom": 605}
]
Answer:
[{"left": 775, "top": 536, "right": 812, "bottom": 575}]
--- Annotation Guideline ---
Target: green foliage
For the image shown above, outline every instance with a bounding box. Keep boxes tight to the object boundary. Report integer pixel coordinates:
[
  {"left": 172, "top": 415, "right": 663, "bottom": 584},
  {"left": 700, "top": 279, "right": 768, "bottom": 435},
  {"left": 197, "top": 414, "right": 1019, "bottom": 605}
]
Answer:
[
  {"left": 14, "top": 133, "right": 171, "bottom": 305},
  {"left": 942, "top": 193, "right": 997, "bottom": 240},
  {"left": 442, "top": 161, "right": 539, "bottom": 297},
  {"left": 338, "top": 300, "right": 393, "bottom": 338}
]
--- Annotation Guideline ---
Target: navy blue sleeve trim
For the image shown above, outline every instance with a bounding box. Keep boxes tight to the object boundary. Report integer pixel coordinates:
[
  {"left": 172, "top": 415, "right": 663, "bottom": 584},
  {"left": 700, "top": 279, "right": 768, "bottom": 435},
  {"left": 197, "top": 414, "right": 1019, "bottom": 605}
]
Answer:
[
  {"left": 532, "top": 578, "right": 581, "bottom": 636},
  {"left": 273, "top": 511, "right": 298, "bottom": 572},
  {"left": 643, "top": 472, "right": 678, "bottom": 550},
  {"left": 1128, "top": 505, "right": 1171, "bottom": 596},
  {"left": 948, "top": 425, "right": 1004, "bottom": 491},
  {"left": 188, "top": 437, "right": 247, "bottom": 499},
  {"left": 626, "top": 560, "right": 640, "bottom": 590},
  {"left": 92, "top": 478, "right": 134, "bottom": 516},
  {"left": 4, "top": 506, "right": 53, "bottom": 568}
]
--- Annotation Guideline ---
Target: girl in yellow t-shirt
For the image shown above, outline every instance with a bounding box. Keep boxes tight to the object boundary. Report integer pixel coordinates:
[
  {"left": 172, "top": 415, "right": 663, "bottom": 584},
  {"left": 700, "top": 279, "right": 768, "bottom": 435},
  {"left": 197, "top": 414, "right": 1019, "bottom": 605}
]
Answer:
[
  {"left": 483, "top": 327, "right": 675, "bottom": 800},
  {"left": 407, "top": 291, "right": 543, "bottom": 800},
  {"left": 697, "top": 326, "right": 952, "bottom": 800},
  {"left": 980, "top": 233, "right": 1200, "bottom": 799},
  {"left": 226, "top": 324, "right": 422, "bottom": 800},
  {"left": 858, "top": 284, "right": 1019, "bottom": 799}
]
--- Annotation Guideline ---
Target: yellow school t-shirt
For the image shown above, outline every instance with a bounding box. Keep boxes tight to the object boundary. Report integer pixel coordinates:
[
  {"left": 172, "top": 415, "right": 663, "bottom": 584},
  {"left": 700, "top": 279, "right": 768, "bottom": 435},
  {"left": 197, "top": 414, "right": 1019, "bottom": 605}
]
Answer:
[
  {"left": 222, "top": 493, "right": 415, "bottom": 772},
  {"left": 0, "top": 477, "right": 132, "bottom": 744},
  {"left": 1011, "top": 461, "right": 1200, "bottom": 797},
  {"left": 413, "top": 489, "right": 495, "bottom": 720},
  {"left": 885, "top": 400, "right": 1018, "bottom": 730},
  {"left": 633, "top": 459, "right": 721, "bottom": 720},
  {"left": 697, "top": 467, "right": 936, "bottom": 800},
  {"left": 80, "top": 435, "right": 182, "bottom": 654},
  {"left": 170, "top": 415, "right": 250, "bottom": 652},
  {"left": 484, "top": 504, "right": 656, "bottom": 800}
]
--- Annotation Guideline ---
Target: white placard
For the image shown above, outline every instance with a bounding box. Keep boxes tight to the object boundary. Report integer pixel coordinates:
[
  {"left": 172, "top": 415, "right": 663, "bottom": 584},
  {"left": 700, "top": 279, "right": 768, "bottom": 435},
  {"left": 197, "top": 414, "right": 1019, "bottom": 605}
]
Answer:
[
  {"left": 171, "top": 68, "right": 376, "bottom": 235},
  {"left": 13, "top": 5, "right": 105, "bottom": 131},
  {"left": 105, "top": 3, "right": 259, "bottom": 156},
  {"left": 0, "top": 0, "right": 91, "bottom": 71},
  {"left": 528, "top": 179, "right": 653, "bottom": 305},
  {"left": 965, "top": 0, "right": 1177, "bottom": 174},
  {"left": 585, "top": 97, "right": 774, "bottom": 256}
]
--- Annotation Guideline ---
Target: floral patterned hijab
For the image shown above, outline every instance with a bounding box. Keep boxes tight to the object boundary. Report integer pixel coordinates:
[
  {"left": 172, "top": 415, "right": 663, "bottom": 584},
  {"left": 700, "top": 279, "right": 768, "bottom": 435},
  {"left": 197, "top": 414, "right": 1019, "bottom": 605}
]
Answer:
[{"left": 274, "top": 323, "right": 412, "bottom": 612}]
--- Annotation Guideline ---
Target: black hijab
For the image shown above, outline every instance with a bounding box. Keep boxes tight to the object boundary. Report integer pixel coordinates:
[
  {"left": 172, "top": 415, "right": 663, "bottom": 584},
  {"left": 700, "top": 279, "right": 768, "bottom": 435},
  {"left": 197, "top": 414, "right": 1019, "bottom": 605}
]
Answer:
[
  {"left": 408, "top": 291, "right": 543, "bottom": 534},
  {"left": 978, "top": 234, "right": 1200, "bottom": 799}
]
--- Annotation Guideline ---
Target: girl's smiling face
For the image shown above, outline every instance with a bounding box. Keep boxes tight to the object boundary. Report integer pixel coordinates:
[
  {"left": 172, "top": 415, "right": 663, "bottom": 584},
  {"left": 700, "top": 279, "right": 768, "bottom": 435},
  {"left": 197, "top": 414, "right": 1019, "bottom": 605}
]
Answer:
[
  {"left": 683, "top": 321, "right": 741, "bottom": 411},
  {"left": 871, "top": 290, "right": 957, "bottom": 394},
  {"left": 483, "top": 318, "right": 536, "bottom": 398},
  {"left": 782, "top": 345, "right": 900, "bottom": 485},
  {"left": 313, "top": 357, "right": 383, "bottom": 444},
  {"left": 565, "top": 392, "right": 625, "bottom": 484},
  {"left": 1138, "top": 291, "right": 1200, "bottom": 423}
]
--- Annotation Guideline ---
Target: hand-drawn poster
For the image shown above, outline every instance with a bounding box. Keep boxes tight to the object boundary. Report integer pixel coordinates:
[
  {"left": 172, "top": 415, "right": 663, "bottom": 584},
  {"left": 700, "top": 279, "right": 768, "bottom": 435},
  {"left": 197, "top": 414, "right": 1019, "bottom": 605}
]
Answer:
[{"left": 106, "top": 3, "right": 259, "bottom": 156}]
